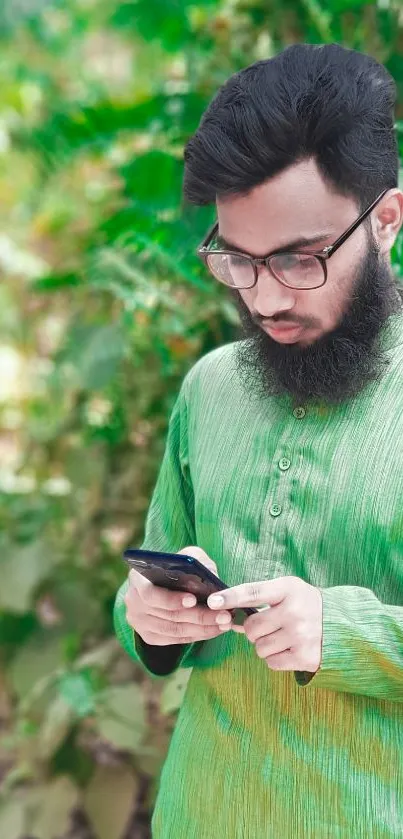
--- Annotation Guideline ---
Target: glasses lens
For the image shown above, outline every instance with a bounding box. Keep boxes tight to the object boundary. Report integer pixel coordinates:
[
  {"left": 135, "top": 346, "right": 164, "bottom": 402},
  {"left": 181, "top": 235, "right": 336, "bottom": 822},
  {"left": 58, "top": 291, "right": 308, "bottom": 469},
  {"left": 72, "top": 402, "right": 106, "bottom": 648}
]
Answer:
[
  {"left": 269, "top": 253, "right": 324, "bottom": 288},
  {"left": 206, "top": 252, "right": 255, "bottom": 288}
]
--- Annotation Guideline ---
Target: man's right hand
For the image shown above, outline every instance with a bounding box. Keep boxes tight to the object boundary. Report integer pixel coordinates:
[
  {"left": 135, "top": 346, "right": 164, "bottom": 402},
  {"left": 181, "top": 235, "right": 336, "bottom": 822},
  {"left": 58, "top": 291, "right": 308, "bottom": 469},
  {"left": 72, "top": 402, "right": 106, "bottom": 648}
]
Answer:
[{"left": 124, "top": 546, "right": 233, "bottom": 646}]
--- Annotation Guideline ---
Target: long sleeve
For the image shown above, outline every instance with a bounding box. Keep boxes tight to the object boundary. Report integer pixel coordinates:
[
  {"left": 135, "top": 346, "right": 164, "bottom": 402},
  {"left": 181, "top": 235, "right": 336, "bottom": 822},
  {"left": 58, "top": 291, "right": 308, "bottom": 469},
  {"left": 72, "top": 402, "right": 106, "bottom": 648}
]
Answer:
[
  {"left": 113, "top": 378, "right": 203, "bottom": 678},
  {"left": 296, "top": 585, "right": 403, "bottom": 701}
]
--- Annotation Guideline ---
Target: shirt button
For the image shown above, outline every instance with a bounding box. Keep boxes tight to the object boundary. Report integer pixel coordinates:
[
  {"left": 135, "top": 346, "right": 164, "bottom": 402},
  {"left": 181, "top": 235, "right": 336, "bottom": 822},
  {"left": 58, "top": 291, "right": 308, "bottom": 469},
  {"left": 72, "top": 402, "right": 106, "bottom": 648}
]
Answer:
[
  {"left": 279, "top": 458, "right": 291, "bottom": 471},
  {"left": 270, "top": 504, "right": 282, "bottom": 517},
  {"left": 293, "top": 407, "right": 306, "bottom": 419}
]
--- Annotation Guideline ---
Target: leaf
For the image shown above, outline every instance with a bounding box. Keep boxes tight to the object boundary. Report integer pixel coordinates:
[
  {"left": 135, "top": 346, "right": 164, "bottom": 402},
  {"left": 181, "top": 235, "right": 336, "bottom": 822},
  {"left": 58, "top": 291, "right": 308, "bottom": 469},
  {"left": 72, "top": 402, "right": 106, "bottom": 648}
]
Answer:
[
  {"left": 0, "top": 666, "right": 12, "bottom": 721},
  {"left": 329, "top": 0, "right": 373, "bottom": 10},
  {"left": 30, "top": 272, "right": 82, "bottom": 292},
  {"left": 0, "top": 540, "right": 53, "bottom": 614},
  {"left": 9, "top": 632, "right": 64, "bottom": 701},
  {"left": 38, "top": 694, "right": 74, "bottom": 760},
  {"left": 0, "top": 793, "right": 26, "bottom": 839},
  {"left": 50, "top": 579, "right": 105, "bottom": 635},
  {"left": 160, "top": 668, "right": 191, "bottom": 715},
  {"left": 120, "top": 150, "right": 183, "bottom": 209},
  {"left": 24, "top": 94, "right": 208, "bottom": 172},
  {"left": 76, "top": 639, "right": 119, "bottom": 671},
  {"left": 78, "top": 324, "right": 127, "bottom": 390},
  {"left": 58, "top": 671, "right": 96, "bottom": 717},
  {"left": 83, "top": 765, "right": 138, "bottom": 839},
  {"left": 94, "top": 209, "right": 210, "bottom": 290},
  {"left": 111, "top": 0, "right": 189, "bottom": 51},
  {"left": 28, "top": 776, "right": 79, "bottom": 839},
  {"left": 95, "top": 684, "right": 146, "bottom": 754}
]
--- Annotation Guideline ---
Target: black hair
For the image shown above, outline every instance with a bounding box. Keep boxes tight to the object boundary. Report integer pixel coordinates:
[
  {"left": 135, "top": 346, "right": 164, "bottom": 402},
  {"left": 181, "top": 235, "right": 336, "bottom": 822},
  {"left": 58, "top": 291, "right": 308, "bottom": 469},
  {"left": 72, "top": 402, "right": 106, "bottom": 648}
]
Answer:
[{"left": 183, "top": 43, "right": 398, "bottom": 210}]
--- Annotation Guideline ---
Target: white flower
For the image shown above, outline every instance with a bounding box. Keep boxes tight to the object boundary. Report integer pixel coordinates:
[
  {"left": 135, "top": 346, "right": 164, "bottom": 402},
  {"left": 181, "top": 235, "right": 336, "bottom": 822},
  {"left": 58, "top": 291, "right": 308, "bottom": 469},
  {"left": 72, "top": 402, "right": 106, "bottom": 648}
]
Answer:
[
  {"left": 42, "top": 477, "right": 72, "bottom": 496},
  {"left": 0, "top": 472, "right": 36, "bottom": 493}
]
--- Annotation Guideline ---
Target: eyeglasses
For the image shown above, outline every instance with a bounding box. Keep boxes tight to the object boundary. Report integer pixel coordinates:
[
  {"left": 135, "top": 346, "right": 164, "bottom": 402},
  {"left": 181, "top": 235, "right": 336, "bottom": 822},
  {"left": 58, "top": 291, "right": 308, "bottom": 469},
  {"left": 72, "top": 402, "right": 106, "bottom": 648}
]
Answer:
[{"left": 196, "top": 189, "right": 388, "bottom": 291}]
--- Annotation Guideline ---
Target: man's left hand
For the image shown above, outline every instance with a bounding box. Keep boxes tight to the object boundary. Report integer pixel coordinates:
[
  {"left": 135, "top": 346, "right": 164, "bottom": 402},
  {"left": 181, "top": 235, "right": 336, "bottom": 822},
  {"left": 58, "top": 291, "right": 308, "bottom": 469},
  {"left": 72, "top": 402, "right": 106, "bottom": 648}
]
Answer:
[{"left": 207, "top": 576, "right": 323, "bottom": 673}]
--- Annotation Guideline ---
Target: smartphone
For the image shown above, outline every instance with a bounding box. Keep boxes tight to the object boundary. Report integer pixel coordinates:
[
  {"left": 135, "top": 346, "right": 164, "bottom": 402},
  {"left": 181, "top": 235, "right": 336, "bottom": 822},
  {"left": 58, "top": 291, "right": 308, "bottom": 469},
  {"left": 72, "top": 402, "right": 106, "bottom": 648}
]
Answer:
[{"left": 123, "top": 548, "right": 258, "bottom": 617}]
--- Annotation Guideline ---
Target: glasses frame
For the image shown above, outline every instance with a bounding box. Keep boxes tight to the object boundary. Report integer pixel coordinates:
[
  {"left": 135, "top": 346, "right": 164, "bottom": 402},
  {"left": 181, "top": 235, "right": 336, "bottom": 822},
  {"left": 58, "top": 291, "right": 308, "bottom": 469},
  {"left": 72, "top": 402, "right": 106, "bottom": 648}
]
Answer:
[{"left": 196, "top": 189, "right": 389, "bottom": 290}]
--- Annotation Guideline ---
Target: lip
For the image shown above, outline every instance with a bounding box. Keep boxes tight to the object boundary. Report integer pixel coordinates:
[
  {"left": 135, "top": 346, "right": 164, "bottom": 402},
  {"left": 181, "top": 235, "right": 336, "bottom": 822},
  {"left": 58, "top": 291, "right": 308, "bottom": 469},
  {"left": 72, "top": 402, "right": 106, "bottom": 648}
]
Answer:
[{"left": 264, "top": 323, "right": 304, "bottom": 343}]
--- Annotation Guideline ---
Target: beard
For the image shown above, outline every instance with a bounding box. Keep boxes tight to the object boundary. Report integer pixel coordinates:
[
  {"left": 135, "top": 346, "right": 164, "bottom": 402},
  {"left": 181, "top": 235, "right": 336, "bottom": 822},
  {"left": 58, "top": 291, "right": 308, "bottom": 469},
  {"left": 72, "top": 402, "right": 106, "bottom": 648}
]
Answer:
[{"left": 232, "top": 244, "right": 403, "bottom": 406}]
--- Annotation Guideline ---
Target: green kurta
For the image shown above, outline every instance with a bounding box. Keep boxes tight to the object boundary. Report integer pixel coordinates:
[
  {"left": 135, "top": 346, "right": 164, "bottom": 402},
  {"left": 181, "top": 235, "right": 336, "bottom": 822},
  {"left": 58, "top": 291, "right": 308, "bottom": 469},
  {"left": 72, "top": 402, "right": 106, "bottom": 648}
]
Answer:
[{"left": 114, "top": 311, "right": 403, "bottom": 838}]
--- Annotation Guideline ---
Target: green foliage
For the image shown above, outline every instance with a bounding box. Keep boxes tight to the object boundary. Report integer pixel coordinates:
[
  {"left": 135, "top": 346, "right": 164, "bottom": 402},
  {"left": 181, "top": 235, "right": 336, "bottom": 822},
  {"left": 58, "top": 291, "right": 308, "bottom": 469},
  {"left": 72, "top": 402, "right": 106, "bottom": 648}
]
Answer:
[{"left": 1, "top": 1, "right": 403, "bottom": 837}]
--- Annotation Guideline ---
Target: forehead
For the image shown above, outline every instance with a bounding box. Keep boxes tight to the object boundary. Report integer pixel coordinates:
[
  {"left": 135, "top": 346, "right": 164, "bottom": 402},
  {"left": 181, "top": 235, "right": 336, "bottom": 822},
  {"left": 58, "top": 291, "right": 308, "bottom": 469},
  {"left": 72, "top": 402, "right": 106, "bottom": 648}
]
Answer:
[{"left": 216, "top": 158, "right": 357, "bottom": 253}]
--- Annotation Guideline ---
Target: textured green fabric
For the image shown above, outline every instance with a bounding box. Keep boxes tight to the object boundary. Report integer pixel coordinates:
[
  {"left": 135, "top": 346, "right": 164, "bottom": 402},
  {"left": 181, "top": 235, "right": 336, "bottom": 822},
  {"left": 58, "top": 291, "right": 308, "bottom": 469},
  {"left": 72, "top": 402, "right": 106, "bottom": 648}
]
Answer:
[{"left": 114, "top": 311, "right": 403, "bottom": 838}]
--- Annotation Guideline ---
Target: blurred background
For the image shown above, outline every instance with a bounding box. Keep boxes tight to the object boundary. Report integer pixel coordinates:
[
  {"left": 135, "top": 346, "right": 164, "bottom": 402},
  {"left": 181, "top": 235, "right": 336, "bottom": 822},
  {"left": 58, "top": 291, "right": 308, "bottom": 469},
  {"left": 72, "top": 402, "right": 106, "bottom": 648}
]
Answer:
[{"left": 0, "top": 1, "right": 402, "bottom": 837}]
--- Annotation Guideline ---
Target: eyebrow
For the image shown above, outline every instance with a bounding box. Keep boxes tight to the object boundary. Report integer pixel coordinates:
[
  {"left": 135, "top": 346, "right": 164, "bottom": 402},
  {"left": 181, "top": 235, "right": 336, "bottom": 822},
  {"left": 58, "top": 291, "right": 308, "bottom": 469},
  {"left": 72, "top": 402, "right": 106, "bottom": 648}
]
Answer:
[{"left": 215, "top": 231, "right": 334, "bottom": 255}]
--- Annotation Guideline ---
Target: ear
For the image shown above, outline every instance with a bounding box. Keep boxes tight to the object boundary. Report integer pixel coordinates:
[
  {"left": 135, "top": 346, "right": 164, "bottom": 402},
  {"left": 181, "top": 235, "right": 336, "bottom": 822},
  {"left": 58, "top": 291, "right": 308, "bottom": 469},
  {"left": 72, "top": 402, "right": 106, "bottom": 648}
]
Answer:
[{"left": 372, "top": 189, "right": 403, "bottom": 255}]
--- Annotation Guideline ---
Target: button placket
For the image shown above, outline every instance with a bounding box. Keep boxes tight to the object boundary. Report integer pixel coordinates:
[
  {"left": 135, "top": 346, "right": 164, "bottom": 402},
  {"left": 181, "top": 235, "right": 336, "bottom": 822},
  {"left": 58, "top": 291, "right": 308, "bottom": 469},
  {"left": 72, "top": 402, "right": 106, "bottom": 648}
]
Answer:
[{"left": 258, "top": 402, "right": 309, "bottom": 577}]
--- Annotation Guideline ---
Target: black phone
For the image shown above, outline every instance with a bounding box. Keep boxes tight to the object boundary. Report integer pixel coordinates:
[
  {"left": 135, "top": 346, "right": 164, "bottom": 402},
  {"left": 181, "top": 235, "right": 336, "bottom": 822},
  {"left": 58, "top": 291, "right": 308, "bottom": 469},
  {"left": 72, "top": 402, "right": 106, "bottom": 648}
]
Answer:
[{"left": 123, "top": 548, "right": 258, "bottom": 618}]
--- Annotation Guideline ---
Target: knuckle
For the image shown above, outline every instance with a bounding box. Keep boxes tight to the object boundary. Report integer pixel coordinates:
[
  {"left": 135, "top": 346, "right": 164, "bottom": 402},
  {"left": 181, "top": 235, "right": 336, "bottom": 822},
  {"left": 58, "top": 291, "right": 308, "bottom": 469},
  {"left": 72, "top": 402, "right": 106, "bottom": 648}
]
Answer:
[
  {"left": 290, "top": 575, "right": 303, "bottom": 588},
  {"left": 125, "top": 603, "right": 138, "bottom": 628},
  {"left": 125, "top": 586, "right": 137, "bottom": 605},
  {"left": 145, "top": 585, "right": 160, "bottom": 607},
  {"left": 203, "top": 625, "right": 219, "bottom": 638},
  {"left": 140, "top": 629, "right": 154, "bottom": 644},
  {"left": 201, "top": 608, "right": 216, "bottom": 626},
  {"left": 245, "top": 623, "right": 257, "bottom": 642},
  {"left": 205, "top": 629, "right": 219, "bottom": 640},
  {"left": 165, "top": 589, "right": 184, "bottom": 608},
  {"left": 167, "top": 619, "right": 183, "bottom": 639},
  {"left": 293, "top": 620, "right": 305, "bottom": 640},
  {"left": 204, "top": 560, "right": 217, "bottom": 573},
  {"left": 248, "top": 584, "right": 261, "bottom": 604},
  {"left": 125, "top": 610, "right": 134, "bottom": 628},
  {"left": 284, "top": 600, "right": 299, "bottom": 621}
]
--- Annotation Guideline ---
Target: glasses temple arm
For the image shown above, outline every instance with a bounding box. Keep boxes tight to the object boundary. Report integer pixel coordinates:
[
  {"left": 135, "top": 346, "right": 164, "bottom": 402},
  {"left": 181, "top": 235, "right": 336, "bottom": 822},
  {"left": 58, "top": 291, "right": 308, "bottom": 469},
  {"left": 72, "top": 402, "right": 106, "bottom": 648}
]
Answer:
[{"left": 325, "top": 189, "right": 388, "bottom": 257}]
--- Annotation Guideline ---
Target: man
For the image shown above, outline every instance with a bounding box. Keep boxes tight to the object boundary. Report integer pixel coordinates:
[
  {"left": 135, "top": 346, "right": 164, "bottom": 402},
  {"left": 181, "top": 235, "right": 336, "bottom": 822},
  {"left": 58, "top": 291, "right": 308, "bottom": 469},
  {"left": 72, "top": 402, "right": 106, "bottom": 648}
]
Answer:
[{"left": 114, "top": 43, "right": 403, "bottom": 837}]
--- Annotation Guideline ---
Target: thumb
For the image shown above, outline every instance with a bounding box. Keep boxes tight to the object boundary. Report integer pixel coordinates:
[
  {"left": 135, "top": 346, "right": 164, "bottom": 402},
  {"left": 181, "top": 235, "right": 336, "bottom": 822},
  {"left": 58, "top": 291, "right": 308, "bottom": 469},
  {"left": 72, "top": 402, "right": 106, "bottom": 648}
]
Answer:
[
  {"left": 128, "top": 567, "right": 152, "bottom": 595},
  {"left": 177, "top": 546, "right": 218, "bottom": 575}
]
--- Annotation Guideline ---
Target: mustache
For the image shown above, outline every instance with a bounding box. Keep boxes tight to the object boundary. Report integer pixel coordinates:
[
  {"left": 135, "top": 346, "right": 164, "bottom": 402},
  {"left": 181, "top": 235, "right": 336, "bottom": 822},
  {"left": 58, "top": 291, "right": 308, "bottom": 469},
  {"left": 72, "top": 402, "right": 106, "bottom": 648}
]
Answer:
[
  {"left": 257, "top": 316, "right": 319, "bottom": 330},
  {"left": 231, "top": 246, "right": 403, "bottom": 405}
]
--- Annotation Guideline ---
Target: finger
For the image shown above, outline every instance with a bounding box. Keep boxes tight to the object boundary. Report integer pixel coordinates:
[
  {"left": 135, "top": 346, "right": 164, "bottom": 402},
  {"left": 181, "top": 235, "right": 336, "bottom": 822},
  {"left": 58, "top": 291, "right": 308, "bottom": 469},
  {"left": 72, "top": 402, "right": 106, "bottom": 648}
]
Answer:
[
  {"left": 207, "top": 577, "right": 290, "bottom": 610},
  {"left": 148, "top": 615, "right": 233, "bottom": 640},
  {"left": 263, "top": 650, "right": 297, "bottom": 671},
  {"left": 241, "top": 608, "right": 282, "bottom": 643},
  {"left": 128, "top": 567, "right": 197, "bottom": 606},
  {"left": 132, "top": 573, "right": 198, "bottom": 612},
  {"left": 146, "top": 604, "right": 232, "bottom": 627},
  {"left": 177, "top": 546, "right": 218, "bottom": 575},
  {"left": 141, "top": 624, "right": 230, "bottom": 646},
  {"left": 254, "top": 629, "right": 291, "bottom": 659}
]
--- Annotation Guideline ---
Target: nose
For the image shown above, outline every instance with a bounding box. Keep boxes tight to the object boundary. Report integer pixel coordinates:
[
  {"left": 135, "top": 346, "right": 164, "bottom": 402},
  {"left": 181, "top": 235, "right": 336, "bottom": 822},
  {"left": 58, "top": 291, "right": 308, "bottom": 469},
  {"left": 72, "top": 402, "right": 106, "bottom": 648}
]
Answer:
[{"left": 253, "top": 263, "right": 296, "bottom": 318}]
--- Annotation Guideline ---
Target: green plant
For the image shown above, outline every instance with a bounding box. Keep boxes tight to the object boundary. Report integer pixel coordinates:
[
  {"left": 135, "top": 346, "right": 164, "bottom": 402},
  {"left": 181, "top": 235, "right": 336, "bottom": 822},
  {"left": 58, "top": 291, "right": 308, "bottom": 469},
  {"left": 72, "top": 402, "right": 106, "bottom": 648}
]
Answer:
[{"left": 0, "top": 1, "right": 402, "bottom": 837}]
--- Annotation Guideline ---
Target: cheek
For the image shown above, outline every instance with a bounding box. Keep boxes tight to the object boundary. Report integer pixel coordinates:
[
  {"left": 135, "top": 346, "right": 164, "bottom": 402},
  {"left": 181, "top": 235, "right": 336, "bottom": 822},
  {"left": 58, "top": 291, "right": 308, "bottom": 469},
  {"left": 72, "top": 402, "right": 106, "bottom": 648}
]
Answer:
[
  {"left": 319, "top": 264, "right": 356, "bottom": 329},
  {"left": 323, "top": 240, "right": 366, "bottom": 316},
  {"left": 302, "top": 259, "right": 356, "bottom": 334},
  {"left": 239, "top": 290, "right": 253, "bottom": 311}
]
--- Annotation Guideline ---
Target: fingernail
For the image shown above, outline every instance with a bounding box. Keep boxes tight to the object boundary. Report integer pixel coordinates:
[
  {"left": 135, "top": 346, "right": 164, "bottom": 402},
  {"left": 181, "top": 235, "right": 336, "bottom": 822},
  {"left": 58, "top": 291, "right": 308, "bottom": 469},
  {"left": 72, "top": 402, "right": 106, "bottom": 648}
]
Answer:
[
  {"left": 216, "top": 613, "right": 231, "bottom": 625},
  {"left": 208, "top": 594, "right": 224, "bottom": 608},
  {"left": 182, "top": 595, "right": 197, "bottom": 607},
  {"left": 219, "top": 623, "right": 232, "bottom": 631}
]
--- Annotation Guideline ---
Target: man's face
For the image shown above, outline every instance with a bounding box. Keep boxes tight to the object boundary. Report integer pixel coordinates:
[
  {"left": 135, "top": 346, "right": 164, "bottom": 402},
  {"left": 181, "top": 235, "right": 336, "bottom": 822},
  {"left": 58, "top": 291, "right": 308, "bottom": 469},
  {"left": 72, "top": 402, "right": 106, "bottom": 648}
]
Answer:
[{"left": 216, "top": 159, "right": 401, "bottom": 404}]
